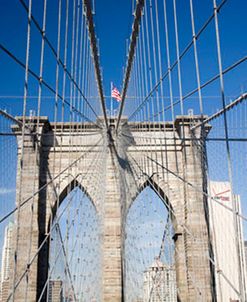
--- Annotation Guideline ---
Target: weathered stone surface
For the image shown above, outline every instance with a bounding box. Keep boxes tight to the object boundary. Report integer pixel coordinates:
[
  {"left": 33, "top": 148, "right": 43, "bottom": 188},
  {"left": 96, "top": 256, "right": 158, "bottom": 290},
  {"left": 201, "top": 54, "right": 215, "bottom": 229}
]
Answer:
[{"left": 9, "top": 116, "right": 213, "bottom": 301}]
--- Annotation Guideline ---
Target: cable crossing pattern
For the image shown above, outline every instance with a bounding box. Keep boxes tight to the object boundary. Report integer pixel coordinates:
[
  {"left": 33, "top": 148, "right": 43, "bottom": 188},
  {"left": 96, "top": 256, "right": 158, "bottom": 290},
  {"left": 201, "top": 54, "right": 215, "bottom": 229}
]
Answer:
[{"left": 0, "top": 0, "right": 247, "bottom": 301}]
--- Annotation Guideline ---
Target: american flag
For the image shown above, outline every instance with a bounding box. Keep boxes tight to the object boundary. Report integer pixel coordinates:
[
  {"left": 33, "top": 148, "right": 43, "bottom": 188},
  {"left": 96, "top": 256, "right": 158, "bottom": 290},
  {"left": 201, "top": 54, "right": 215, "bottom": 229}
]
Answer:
[{"left": 111, "top": 87, "right": 122, "bottom": 102}]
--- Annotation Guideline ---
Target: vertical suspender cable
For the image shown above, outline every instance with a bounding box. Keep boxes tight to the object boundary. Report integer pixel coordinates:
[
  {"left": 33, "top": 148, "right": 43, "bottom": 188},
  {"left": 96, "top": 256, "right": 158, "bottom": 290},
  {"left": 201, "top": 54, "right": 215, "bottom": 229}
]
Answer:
[
  {"left": 212, "top": 0, "right": 246, "bottom": 299},
  {"left": 12, "top": 1, "right": 32, "bottom": 301}
]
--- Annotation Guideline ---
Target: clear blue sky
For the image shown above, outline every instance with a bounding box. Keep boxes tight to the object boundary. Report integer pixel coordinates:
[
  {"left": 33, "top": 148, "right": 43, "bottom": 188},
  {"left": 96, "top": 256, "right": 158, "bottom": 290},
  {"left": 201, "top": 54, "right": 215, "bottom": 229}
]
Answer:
[
  {"left": 0, "top": 0, "right": 246, "bottom": 226},
  {"left": 0, "top": 0, "right": 246, "bottom": 116},
  {"left": 0, "top": 0, "right": 246, "bottom": 222},
  {"left": 0, "top": 1, "right": 246, "bottom": 299}
]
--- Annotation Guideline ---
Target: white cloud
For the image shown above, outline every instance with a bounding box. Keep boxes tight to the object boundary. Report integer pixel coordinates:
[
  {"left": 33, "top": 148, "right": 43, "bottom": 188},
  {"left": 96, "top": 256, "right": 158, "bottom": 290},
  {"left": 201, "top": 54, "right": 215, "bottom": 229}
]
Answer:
[{"left": 0, "top": 188, "right": 16, "bottom": 195}]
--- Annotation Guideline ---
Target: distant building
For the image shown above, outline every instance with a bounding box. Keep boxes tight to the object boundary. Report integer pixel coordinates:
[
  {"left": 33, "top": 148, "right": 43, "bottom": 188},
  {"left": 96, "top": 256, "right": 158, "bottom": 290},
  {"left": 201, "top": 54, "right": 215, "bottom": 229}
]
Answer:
[
  {"left": 48, "top": 280, "right": 63, "bottom": 302},
  {"left": 133, "top": 298, "right": 143, "bottom": 302},
  {"left": 208, "top": 181, "right": 246, "bottom": 302},
  {"left": 244, "top": 241, "right": 247, "bottom": 274},
  {"left": 143, "top": 258, "right": 176, "bottom": 302},
  {"left": 1, "top": 221, "right": 14, "bottom": 301},
  {"left": 1, "top": 222, "right": 14, "bottom": 281}
]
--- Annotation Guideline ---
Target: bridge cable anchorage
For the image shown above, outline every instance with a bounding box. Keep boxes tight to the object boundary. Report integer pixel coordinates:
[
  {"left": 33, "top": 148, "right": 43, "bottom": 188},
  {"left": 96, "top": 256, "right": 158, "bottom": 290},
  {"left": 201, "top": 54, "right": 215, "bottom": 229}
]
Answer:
[
  {"left": 116, "top": 0, "right": 145, "bottom": 131},
  {"left": 83, "top": 0, "right": 108, "bottom": 129}
]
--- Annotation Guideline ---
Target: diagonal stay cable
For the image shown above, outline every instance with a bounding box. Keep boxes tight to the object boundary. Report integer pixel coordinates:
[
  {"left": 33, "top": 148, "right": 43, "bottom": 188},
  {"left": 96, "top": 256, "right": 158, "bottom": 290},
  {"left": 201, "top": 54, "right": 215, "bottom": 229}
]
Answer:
[
  {"left": 55, "top": 223, "right": 77, "bottom": 301},
  {"left": 37, "top": 170, "right": 97, "bottom": 302},
  {"left": 147, "top": 155, "right": 247, "bottom": 222},
  {"left": 6, "top": 144, "right": 104, "bottom": 301},
  {"left": 127, "top": 0, "right": 228, "bottom": 121},
  {"left": 125, "top": 143, "right": 242, "bottom": 297},
  {"left": 130, "top": 54, "right": 247, "bottom": 122},
  {"left": 0, "top": 110, "right": 71, "bottom": 138},
  {"left": 0, "top": 110, "right": 24, "bottom": 128},
  {"left": 191, "top": 92, "right": 247, "bottom": 130},
  {"left": 116, "top": 0, "right": 145, "bottom": 130},
  {"left": 18, "top": 0, "right": 99, "bottom": 121},
  {"left": 0, "top": 137, "right": 103, "bottom": 225},
  {"left": 154, "top": 55, "right": 247, "bottom": 119},
  {"left": 120, "top": 131, "right": 247, "bottom": 222},
  {"left": 127, "top": 151, "right": 242, "bottom": 297},
  {"left": 37, "top": 244, "right": 63, "bottom": 302},
  {"left": 0, "top": 43, "right": 100, "bottom": 128},
  {"left": 147, "top": 216, "right": 171, "bottom": 302}
]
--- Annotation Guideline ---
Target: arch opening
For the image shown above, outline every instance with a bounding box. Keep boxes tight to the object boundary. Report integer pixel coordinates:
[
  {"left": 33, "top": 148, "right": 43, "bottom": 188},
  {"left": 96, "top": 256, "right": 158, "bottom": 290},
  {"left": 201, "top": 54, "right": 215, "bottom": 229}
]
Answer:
[
  {"left": 51, "top": 177, "right": 97, "bottom": 222},
  {"left": 44, "top": 186, "right": 102, "bottom": 301},
  {"left": 124, "top": 185, "right": 177, "bottom": 302},
  {"left": 127, "top": 178, "right": 175, "bottom": 218}
]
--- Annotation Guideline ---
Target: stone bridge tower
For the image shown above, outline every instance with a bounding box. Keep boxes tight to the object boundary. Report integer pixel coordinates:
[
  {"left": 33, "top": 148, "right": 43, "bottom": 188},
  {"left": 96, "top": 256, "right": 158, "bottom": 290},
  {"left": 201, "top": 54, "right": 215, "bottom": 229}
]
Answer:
[{"left": 6, "top": 115, "right": 214, "bottom": 302}]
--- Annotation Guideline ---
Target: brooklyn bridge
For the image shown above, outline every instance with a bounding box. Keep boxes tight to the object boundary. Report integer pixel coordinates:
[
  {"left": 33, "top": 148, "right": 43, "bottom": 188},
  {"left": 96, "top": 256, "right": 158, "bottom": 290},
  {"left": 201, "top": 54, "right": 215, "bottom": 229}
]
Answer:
[{"left": 0, "top": 0, "right": 247, "bottom": 301}]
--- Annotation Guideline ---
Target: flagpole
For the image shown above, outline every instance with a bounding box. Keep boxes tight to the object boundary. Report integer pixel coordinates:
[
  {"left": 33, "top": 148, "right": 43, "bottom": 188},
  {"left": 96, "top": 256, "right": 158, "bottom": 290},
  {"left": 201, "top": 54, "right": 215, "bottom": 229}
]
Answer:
[{"left": 110, "top": 81, "right": 113, "bottom": 120}]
